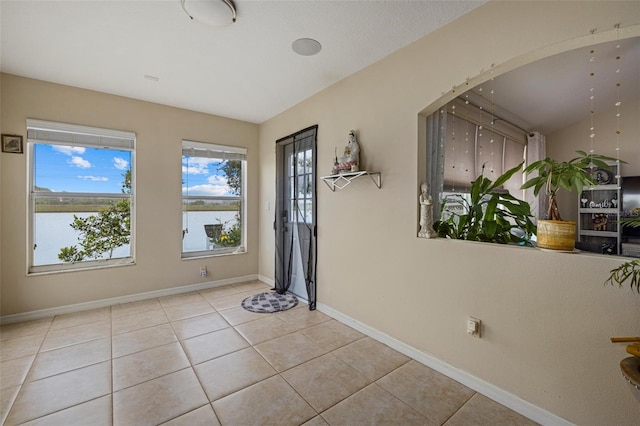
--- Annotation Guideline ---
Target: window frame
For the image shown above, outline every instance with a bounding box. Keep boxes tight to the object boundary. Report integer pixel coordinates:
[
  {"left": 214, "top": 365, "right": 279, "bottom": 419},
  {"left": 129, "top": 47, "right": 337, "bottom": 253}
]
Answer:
[
  {"left": 26, "top": 119, "right": 136, "bottom": 275},
  {"left": 181, "top": 140, "right": 247, "bottom": 259}
]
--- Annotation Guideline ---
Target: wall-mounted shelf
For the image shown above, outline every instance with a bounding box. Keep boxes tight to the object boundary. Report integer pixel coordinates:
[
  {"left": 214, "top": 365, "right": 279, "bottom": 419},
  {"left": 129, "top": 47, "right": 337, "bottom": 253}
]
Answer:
[{"left": 321, "top": 171, "right": 381, "bottom": 191}]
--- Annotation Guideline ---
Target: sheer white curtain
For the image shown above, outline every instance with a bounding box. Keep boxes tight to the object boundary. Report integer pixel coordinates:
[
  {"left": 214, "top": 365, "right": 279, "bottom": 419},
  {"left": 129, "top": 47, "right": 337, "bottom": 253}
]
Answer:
[{"left": 525, "top": 131, "right": 547, "bottom": 222}]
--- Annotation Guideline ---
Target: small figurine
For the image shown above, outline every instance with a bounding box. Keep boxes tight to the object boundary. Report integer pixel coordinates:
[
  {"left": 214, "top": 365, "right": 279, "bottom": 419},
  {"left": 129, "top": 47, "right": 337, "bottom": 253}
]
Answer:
[
  {"left": 593, "top": 214, "right": 608, "bottom": 231},
  {"left": 611, "top": 193, "right": 618, "bottom": 208},
  {"left": 418, "top": 182, "right": 437, "bottom": 238},
  {"left": 338, "top": 130, "right": 360, "bottom": 173}
]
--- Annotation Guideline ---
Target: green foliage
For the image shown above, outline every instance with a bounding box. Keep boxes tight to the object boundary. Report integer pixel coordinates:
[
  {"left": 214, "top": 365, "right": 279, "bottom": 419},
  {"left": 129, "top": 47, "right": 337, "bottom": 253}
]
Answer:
[
  {"left": 521, "top": 150, "right": 621, "bottom": 220},
  {"left": 210, "top": 214, "right": 241, "bottom": 248},
  {"left": 58, "top": 170, "right": 131, "bottom": 262},
  {"left": 433, "top": 162, "right": 537, "bottom": 244},
  {"left": 605, "top": 259, "right": 640, "bottom": 294},
  {"left": 219, "top": 160, "right": 242, "bottom": 196},
  {"left": 605, "top": 215, "right": 640, "bottom": 293}
]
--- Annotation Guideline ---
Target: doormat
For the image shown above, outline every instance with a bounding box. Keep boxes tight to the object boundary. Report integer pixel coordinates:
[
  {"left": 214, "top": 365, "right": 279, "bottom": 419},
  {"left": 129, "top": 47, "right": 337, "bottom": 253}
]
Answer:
[{"left": 241, "top": 292, "right": 298, "bottom": 313}]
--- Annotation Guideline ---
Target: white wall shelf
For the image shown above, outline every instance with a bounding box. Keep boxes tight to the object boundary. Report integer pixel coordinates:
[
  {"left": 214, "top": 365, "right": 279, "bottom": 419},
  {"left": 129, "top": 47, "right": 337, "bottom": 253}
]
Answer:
[{"left": 321, "top": 171, "right": 381, "bottom": 191}]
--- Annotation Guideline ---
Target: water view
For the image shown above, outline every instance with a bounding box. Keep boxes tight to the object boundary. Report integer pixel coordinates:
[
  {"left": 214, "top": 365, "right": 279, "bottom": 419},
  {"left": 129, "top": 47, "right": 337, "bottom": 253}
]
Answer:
[{"left": 34, "top": 210, "right": 238, "bottom": 265}]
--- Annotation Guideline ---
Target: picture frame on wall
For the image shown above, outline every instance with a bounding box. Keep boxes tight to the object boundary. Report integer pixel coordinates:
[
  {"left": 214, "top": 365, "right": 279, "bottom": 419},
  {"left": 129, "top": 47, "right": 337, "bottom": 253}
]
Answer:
[{"left": 1, "top": 134, "right": 23, "bottom": 154}]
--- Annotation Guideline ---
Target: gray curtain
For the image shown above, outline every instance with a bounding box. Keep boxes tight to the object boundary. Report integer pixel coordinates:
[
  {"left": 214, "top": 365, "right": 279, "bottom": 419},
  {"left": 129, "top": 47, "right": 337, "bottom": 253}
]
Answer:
[{"left": 426, "top": 110, "right": 446, "bottom": 220}]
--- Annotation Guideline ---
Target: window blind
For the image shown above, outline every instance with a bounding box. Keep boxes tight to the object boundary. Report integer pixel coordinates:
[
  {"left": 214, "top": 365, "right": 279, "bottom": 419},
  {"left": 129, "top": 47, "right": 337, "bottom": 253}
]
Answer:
[
  {"left": 182, "top": 140, "right": 246, "bottom": 160},
  {"left": 26, "top": 119, "right": 135, "bottom": 150}
]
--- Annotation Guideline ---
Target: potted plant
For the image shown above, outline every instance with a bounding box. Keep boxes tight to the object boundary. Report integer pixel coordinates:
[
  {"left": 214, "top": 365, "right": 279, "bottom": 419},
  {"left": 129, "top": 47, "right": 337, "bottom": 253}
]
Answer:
[
  {"left": 433, "top": 162, "right": 537, "bottom": 245},
  {"left": 521, "top": 150, "right": 620, "bottom": 250}
]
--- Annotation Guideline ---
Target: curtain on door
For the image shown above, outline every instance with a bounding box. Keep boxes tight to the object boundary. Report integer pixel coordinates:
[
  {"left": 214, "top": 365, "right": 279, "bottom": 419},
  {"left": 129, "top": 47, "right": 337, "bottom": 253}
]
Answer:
[{"left": 275, "top": 126, "right": 318, "bottom": 310}]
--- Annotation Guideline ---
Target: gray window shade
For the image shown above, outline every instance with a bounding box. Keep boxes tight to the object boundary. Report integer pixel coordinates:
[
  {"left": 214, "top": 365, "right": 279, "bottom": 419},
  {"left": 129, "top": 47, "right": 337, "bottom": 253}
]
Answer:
[
  {"left": 182, "top": 140, "right": 246, "bottom": 160},
  {"left": 26, "top": 119, "right": 135, "bottom": 150}
]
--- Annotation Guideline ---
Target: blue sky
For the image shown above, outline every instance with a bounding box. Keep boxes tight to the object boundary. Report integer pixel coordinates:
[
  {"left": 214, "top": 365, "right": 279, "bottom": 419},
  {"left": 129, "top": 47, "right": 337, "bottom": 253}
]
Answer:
[
  {"left": 182, "top": 156, "right": 233, "bottom": 197},
  {"left": 35, "top": 144, "right": 130, "bottom": 193},
  {"left": 34, "top": 144, "right": 234, "bottom": 196}
]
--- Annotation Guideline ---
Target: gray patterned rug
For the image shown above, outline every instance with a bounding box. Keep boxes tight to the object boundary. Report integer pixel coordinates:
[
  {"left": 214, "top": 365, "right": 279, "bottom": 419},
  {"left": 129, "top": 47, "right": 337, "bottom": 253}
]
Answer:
[{"left": 241, "top": 291, "right": 298, "bottom": 313}]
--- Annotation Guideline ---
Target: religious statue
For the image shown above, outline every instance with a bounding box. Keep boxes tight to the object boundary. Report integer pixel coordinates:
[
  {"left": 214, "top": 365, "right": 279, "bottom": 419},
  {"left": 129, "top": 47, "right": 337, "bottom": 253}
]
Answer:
[
  {"left": 337, "top": 130, "right": 360, "bottom": 173},
  {"left": 418, "top": 181, "right": 436, "bottom": 238}
]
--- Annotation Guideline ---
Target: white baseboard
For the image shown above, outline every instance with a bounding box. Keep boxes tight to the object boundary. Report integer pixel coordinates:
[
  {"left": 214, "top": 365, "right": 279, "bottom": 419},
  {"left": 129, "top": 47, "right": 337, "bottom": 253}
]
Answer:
[
  {"left": 317, "top": 302, "right": 574, "bottom": 426},
  {"left": 0, "top": 274, "right": 259, "bottom": 325},
  {"left": 258, "top": 274, "right": 275, "bottom": 287}
]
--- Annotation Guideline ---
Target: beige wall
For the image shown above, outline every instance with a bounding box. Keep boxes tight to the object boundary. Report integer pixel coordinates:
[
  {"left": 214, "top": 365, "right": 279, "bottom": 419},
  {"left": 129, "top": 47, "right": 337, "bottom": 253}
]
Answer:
[
  {"left": 0, "top": 74, "right": 260, "bottom": 314},
  {"left": 259, "top": 2, "right": 640, "bottom": 425}
]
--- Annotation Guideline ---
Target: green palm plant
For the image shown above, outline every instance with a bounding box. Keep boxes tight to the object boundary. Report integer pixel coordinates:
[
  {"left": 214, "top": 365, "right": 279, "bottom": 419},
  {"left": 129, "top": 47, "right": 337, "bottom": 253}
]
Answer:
[
  {"left": 521, "top": 150, "right": 621, "bottom": 221},
  {"left": 433, "top": 162, "right": 537, "bottom": 244},
  {"left": 605, "top": 216, "right": 640, "bottom": 293}
]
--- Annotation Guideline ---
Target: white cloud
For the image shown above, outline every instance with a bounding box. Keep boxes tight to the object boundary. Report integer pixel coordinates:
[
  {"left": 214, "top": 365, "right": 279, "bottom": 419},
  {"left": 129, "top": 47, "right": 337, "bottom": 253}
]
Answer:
[
  {"left": 53, "top": 145, "right": 85, "bottom": 156},
  {"left": 182, "top": 183, "right": 230, "bottom": 196},
  {"left": 182, "top": 157, "right": 218, "bottom": 175},
  {"left": 113, "top": 157, "right": 129, "bottom": 170},
  {"left": 78, "top": 175, "right": 109, "bottom": 182},
  {"left": 69, "top": 156, "right": 91, "bottom": 168},
  {"left": 207, "top": 174, "right": 227, "bottom": 185}
]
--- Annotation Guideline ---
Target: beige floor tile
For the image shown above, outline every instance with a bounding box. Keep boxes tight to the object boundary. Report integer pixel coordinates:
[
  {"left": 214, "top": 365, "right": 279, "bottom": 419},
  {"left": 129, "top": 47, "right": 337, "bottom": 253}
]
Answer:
[
  {"left": 160, "top": 404, "right": 220, "bottom": 426},
  {"left": 5, "top": 361, "right": 111, "bottom": 425},
  {"left": 40, "top": 320, "right": 110, "bottom": 352},
  {"left": 194, "top": 347, "right": 276, "bottom": 401},
  {"left": 27, "top": 337, "right": 111, "bottom": 382},
  {"left": 1, "top": 355, "right": 34, "bottom": 389},
  {"left": 21, "top": 395, "right": 112, "bottom": 426},
  {"left": 0, "top": 318, "right": 52, "bottom": 342},
  {"left": 0, "top": 334, "right": 45, "bottom": 362},
  {"left": 163, "top": 299, "right": 215, "bottom": 322},
  {"left": 112, "top": 323, "right": 178, "bottom": 358},
  {"left": 50, "top": 307, "right": 111, "bottom": 331},
  {"left": 113, "top": 342, "right": 190, "bottom": 391},
  {"left": 234, "top": 315, "right": 297, "bottom": 345},
  {"left": 206, "top": 290, "right": 258, "bottom": 311},
  {"left": 212, "top": 375, "right": 316, "bottom": 425},
  {"left": 303, "top": 416, "right": 330, "bottom": 426},
  {"left": 276, "top": 305, "right": 331, "bottom": 330},
  {"left": 111, "top": 298, "right": 162, "bottom": 318},
  {"left": 111, "top": 307, "right": 169, "bottom": 335},
  {"left": 158, "top": 292, "right": 209, "bottom": 309},
  {"left": 217, "top": 305, "right": 268, "bottom": 326},
  {"left": 254, "top": 331, "right": 328, "bottom": 372},
  {"left": 377, "top": 360, "right": 474, "bottom": 424},
  {"left": 171, "top": 312, "right": 229, "bottom": 340},
  {"left": 199, "top": 285, "right": 242, "bottom": 300},
  {"left": 1, "top": 385, "right": 21, "bottom": 425},
  {"left": 333, "top": 337, "right": 410, "bottom": 381},
  {"left": 320, "top": 383, "right": 427, "bottom": 426},
  {"left": 282, "top": 353, "right": 371, "bottom": 412},
  {"left": 443, "top": 393, "right": 539, "bottom": 426},
  {"left": 301, "top": 319, "right": 366, "bottom": 352},
  {"left": 182, "top": 328, "right": 249, "bottom": 365},
  {"left": 113, "top": 368, "right": 208, "bottom": 426}
]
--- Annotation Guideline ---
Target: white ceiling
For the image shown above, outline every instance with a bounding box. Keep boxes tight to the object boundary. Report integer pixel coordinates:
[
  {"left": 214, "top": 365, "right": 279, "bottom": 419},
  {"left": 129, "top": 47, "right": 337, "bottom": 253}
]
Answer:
[
  {"left": 0, "top": 0, "right": 484, "bottom": 124},
  {"left": 467, "top": 36, "right": 640, "bottom": 135}
]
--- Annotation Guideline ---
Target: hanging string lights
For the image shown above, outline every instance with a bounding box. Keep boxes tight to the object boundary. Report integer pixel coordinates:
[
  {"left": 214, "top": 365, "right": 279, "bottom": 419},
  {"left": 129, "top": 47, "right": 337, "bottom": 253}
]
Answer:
[{"left": 614, "top": 23, "right": 622, "bottom": 182}]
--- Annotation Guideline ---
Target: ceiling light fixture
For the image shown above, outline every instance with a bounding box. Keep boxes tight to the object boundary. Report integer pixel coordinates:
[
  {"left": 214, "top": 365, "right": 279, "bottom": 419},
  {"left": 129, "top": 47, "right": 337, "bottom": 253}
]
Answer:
[
  {"left": 292, "top": 38, "right": 322, "bottom": 56},
  {"left": 181, "top": 0, "right": 237, "bottom": 26}
]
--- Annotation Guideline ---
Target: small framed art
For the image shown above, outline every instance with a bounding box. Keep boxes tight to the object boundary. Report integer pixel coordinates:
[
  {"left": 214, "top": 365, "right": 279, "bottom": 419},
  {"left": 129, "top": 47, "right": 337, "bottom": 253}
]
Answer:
[{"left": 2, "top": 134, "right": 23, "bottom": 154}]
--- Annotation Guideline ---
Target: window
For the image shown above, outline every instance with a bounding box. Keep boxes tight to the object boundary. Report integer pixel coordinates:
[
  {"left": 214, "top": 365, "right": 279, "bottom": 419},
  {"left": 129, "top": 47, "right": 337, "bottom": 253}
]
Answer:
[
  {"left": 27, "top": 119, "right": 135, "bottom": 274},
  {"left": 182, "top": 140, "right": 246, "bottom": 257},
  {"left": 427, "top": 98, "right": 527, "bottom": 220}
]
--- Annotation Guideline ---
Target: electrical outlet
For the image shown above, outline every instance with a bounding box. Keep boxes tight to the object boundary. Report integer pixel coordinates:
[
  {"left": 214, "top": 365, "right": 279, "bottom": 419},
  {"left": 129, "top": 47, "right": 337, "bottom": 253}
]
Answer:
[
  {"left": 467, "top": 317, "right": 481, "bottom": 337},
  {"left": 200, "top": 266, "right": 207, "bottom": 278}
]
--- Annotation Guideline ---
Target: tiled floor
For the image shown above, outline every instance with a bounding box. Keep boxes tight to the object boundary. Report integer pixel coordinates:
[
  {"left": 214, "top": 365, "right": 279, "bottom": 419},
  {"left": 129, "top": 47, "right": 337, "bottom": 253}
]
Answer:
[{"left": 0, "top": 280, "right": 538, "bottom": 425}]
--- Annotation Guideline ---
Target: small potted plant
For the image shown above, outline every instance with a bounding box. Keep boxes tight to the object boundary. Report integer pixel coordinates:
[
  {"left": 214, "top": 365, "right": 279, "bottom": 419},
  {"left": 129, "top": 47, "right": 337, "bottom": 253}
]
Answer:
[{"left": 521, "top": 150, "right": 620, "bottom": 250}]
